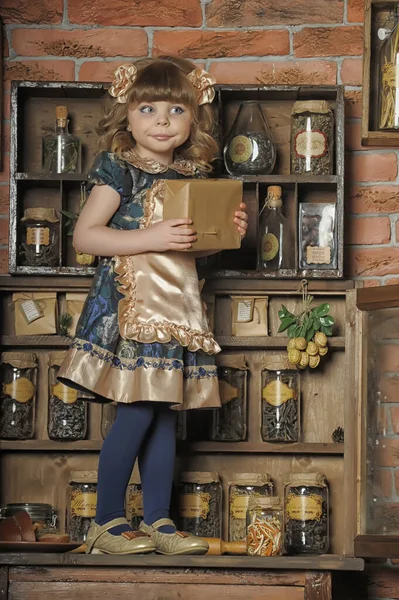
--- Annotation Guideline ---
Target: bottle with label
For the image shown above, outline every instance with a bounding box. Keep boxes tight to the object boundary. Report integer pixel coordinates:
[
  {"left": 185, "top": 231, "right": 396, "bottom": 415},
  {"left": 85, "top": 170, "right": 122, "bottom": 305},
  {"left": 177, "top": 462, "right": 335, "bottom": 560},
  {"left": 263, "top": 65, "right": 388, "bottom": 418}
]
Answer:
[
  {"left": 284, "top": 473, "right": 329, "bottom": 554},
  {"left": 19, "top": 207, "right": 60, "bottom": 267},
  {"left": 178, "top": 471, "right": 222, "bottom": 537},
  {"left": 42, "top": 105, "right": 82, "bottom": 174},
  {"left": 261, "top": 368, "right": 300, "bottom": 443},
  {"left": 0, "top": 352, "right": 37, "bottom": 440},
  {"left": 257, "top": 186, "right": 287, "bottom": 272},
  {"left": 291, "top": 101, "right": 334, "bottom": 175},
  {"left": 378, "top": 6, "right": 399, "bottom": 129},
  {"left": 67, "top": 471, "right": 97, "bottom": 542}
]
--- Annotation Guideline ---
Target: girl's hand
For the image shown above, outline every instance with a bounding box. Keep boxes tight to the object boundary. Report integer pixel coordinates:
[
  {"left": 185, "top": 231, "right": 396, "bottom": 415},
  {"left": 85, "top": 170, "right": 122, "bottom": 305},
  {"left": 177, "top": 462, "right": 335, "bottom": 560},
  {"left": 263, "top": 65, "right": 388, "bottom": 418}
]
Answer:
[
  {"left": 144, "top": 218, "right": 197, "bottom": 252},
  {"left": 234, "top": 203, "right": 249, "bottom": 239}
]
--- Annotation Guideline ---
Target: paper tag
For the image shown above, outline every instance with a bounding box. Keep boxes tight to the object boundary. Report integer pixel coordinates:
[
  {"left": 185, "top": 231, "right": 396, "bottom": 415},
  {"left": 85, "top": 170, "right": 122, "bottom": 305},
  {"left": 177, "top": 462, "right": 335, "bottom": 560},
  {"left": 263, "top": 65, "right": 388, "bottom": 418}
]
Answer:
[
  {"left": 306, "top": 246, "right": 331, "bottom": 265},
  {"left": 18, "top": 299, "right": 43, "bottom": 324},
  {"left": 26, "top": 227, "right": 50, "bottom": 246},
  {"left": 179, "top": 493, "right": 211, "bottom": 520},
  {"left": 236, "top": 300, "right": 253, "bottom": 323},
  {"left": 285, "top": 493, "right": 323, "bottom": 521}
]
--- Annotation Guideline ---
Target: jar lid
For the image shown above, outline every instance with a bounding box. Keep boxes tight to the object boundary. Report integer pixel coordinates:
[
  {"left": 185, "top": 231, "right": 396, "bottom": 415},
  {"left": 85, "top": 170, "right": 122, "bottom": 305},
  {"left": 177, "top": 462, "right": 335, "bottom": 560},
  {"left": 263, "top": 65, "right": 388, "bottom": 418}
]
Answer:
[
  {"left": 20, "top": 208, "right": 59, "bottom": 223},
  {"left": 262, "top": 354, "right": 297, "bottom": 372},
  {"left": 287, "top": 473, "right": 327, "bottom": 487},
  {"left": 48, "top": 351, "right": 66, "bottom": 368},
  {"left": 1, "top": 352, "right": 37, "bottom": 368},
  {"left": 229, "top": 473, "right": 273, "bottom": 486},
  {"left": 180, "top": 471, "right": 220, "bottom": 484},
  {"left": 216, "top": 353, "right": 248, "bottom": 370},
  {"left": 69, "top": 470, "right": 98, "bottom": 484},
  {"left": 248, "top": 496, "right": 281, "bottom": 510},
  {"left": 3, "top": 503, "right": 54, "bottom": 520},
  {"left": 292, "top": 100, "right": 331, "bottom": 115}
]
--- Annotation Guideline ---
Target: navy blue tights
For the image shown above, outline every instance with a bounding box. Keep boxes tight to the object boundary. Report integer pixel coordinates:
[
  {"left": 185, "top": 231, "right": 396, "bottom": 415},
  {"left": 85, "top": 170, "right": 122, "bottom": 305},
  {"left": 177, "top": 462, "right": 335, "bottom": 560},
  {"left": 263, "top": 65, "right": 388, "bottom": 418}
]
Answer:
[{"left": 96, "top": 402, "right": 177, "bottom": 535}]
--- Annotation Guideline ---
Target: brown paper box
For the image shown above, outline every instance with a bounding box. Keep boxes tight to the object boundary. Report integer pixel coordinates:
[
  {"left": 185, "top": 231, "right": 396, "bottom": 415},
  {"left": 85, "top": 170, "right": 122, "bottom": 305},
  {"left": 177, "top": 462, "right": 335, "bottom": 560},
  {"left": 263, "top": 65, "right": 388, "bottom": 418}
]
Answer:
[
  {"left": 163, "top": 179, "right": 242, "bottom": 251},
  {"left": 231, "top": 296, "right": 269, "bottom": 337},
  {"left": 64, "top": 293, "right": 88, "bottom": 337},
  {"left": 13, "top": 292, "right": 57, "bottom": 336}
]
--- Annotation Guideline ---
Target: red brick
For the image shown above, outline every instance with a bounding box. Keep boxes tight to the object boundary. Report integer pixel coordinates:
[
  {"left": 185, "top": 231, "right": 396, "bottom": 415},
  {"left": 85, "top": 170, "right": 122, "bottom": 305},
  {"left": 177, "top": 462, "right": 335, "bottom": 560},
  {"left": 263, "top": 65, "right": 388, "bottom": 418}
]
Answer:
[
  {"left": 68, "top": 0, "right": 202, "bottom": 26},
  {"left": 396, "top": 220, "right": 399, "bottom": 243},
  {"left": 374, "top": 469, "right": 392, "bottom": 497},
  {"left": 348, "top": 0, "right": 364, "bottom": 23},
  {"left": 376, "top": 439, "right": 399, "bottom": 466},
  {"left": 345, "top": 90, "right": 362, "bottom": 118},
  {"left": 348, "top": 185, "right": 399, "bottom": 214},
  {"left": 346, "top": 153, "right": 398, "bottom": 183},
  {"left": 0, "top": 0, "right": 63, "bottom": 24},
  {"left": 0, "top": 187, "right": 9, "bottom": 216},
  {"left": 377, "top": 405, "right": 389, "bottom": 435},
  {"left": 5, "top": 60, "right": 75, "bottom": 81},
  {"left": 11, "top": 28, "right": 148, "bottom": 59},
  {"left": 379, "top": 345, "right": 399, "bottom": 373},
  {"left": 363, "top": 279, "right": 381, "bottom": 288},
  {"left": 153, "top": 30, "right": 289, "bottom": 59},
  {"left": 345, "top": 122, "right": 387, "bottom": 152},
  {"left": 346, "top": 216, "right": 391, "bottom": 245},
  {"left": 341, "top": 58, "right": 362, "bottom": 85},
  {"left": 209, "top": 60, "right": 337, "bottom": 85},
  {"left": 0, "top": 218, "right": 8, "bottom": 245},
  {"left": 79, "top": 61, "right": 125, "bottom": 82},
  {"left": 348, "top": 247, "right": 399, "bottom": 277},
  {"left": 387, "top": 278, "right": 399, "bottom": 286},
  {"left": 206, "top": 0, "right": 344, "bottom": 26},
  {"left": 381, "top": 376, "right": 399, "bottom": 402},
  {"left": 373, "top": 503, "right": 399, "bottom": 531},
  {"left": 294, "top": 26, "right": 363, "bottom": 58}
]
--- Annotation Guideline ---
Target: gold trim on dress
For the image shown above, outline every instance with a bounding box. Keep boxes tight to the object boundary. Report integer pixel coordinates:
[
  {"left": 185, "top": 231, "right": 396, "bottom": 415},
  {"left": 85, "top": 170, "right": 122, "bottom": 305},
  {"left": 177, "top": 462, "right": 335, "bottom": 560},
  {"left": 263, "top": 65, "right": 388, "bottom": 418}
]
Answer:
[{"left": 120, "top": 148, "right": 197, "bottom": 176}]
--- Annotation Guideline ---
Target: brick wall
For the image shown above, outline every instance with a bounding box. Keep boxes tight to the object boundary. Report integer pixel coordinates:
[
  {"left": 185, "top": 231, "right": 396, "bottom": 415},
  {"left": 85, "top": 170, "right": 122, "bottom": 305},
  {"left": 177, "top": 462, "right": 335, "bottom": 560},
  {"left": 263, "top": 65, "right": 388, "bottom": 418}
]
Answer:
[{"left": 1, "top": 0, "right": 399, "bottom": 597}]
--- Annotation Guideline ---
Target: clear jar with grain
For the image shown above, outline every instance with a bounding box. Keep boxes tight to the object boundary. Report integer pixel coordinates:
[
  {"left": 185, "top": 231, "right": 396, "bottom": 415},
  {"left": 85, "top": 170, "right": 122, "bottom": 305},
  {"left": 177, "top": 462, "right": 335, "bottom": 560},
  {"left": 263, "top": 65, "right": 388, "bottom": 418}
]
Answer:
[
  {"left": 246, "top": 496, "right": 283, "bottom": 556},
  {"left": 229, "top": 473, "right": 273, "bottom": 541},
  {"left": 178, "top": 471, "right": 222, "bottom": 538}
]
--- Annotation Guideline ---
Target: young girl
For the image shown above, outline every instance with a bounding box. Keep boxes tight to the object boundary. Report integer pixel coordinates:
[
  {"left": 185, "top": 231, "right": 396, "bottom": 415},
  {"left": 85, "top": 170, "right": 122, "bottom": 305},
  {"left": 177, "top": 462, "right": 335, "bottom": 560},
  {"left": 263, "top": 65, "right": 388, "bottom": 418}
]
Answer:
[{"left": 58, "top": 56, "right": 248, "bottom": 556}]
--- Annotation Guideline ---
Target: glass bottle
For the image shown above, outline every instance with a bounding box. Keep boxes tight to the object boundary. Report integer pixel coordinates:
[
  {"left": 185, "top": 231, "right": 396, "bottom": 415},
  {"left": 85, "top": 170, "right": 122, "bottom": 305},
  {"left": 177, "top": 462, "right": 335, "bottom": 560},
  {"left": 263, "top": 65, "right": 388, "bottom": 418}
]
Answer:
[
  {"left": 229, "top": 473, "right": 273, "bottom": 542},
  {"left": 261, "top": 368, "right": 300, "bottom": 443},
  {"left": 101, "top": 402, "right": 117, "bottom": 439},
  {"left": 224, "top": 101, "right": 276, "bottom": 175},
  {"left": 291, "top": 101, "right": 334, "bottom": 175},
  {"left": 42, "top": 105, "right": 82, "bottom": 173},
  {"left": 178, "top": 471, "right": 222, "bottom": 537},
  {"left": 211, "top": 356, "right": 248, "bottom": 442},
  {"left": 378, "top": 7, "right": 399, "bottom": 130},
  {"left": 19, "top": 208, "right": 60, "bottom": 267},
  {"left": 67, "top": 471, "right": 97, "bottom": 543},
  {"left": 284, "top": 473, "right": 329, "bottom": 555},
  {"left": 257, "top": 186, "right": 287, "bottom": 271},
  {"left": 0, "top": 352, "right": 37, "bottom": 440},
  {"left": 246, "top": 496, "right": 283, "bottom": 556}
]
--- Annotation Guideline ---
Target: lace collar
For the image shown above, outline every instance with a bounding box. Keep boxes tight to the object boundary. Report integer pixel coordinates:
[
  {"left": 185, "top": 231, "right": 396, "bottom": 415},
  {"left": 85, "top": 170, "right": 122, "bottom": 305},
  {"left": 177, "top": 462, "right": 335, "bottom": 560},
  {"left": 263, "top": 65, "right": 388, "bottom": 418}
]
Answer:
[{"left": 119, "top": 148, "right": 197, "bottom": 176}]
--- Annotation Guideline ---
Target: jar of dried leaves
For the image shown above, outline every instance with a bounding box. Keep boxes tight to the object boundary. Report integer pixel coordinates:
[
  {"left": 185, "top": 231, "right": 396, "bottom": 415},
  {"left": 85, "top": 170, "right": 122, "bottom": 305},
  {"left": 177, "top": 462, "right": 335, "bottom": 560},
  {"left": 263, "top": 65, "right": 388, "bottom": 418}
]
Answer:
[
  {"left": 211, "top": 354, "right": 248, "bottom": 442},
  {"left": 67, "top": 471, "right": 97, "bottom": 543},
  {"left": 126, "top": 472, "right": 143, "bottom": 530},
  {"left": 246, "top": 496, "right": 283, "bottom": 556},
  {"left": 261, "top": 361, "right": 300, "bottom": 443},
  {"left": 19, "top": 208, "right": 60, "bottom": 267},
  {"left": 291, "top": 101, "right": 334, "bottom": 175},
  {"left": 229, "top": 473, "right": 273, "bottom": 542},
  {"left": 0, "top": 352, "right": 37, "bottom": 439},
  {"left": 178, "top": 471, "right": 222, "bottom": 538}
]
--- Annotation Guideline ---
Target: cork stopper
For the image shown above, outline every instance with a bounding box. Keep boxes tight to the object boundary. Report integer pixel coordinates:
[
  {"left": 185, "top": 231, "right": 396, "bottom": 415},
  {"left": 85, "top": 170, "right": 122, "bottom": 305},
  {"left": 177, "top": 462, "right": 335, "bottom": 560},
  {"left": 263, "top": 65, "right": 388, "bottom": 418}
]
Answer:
[
  {"left": 248, "top": 495, "right": 281, "bottom": 510},
  {"left": 229, "top": 473, "right": 273, "bottom": 487},
  {"left": 287, "top": 472, "right": 327, "bottom": 488},
  {"left": 266, "top": 186, "right": 282, "bottom": 208},
  {"left": 56, "top": 106, "right": 68, "bottom": 120},
  {"left": 180, "top": 471, "right": 220, "bottom": 484}
]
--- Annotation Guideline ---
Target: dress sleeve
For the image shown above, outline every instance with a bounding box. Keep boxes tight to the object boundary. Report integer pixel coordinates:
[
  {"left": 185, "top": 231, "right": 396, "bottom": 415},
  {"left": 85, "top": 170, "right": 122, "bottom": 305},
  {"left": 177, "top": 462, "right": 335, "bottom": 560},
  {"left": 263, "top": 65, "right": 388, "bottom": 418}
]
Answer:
[{"left": 86, "top": 151, "right": 132, "bottom": 197}]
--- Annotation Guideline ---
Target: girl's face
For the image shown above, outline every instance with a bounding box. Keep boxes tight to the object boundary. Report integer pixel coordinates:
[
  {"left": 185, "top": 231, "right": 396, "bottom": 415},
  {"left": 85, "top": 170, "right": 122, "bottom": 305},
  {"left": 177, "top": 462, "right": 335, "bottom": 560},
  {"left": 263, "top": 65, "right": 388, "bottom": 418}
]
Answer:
[{"left": 128, "top": 101, "right": 193, "bottom": 165}]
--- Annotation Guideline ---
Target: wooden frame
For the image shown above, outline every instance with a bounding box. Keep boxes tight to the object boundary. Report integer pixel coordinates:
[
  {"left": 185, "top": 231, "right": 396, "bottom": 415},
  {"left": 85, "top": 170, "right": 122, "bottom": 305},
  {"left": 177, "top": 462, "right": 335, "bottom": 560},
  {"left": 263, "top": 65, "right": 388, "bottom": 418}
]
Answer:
[{"left": 361, "top": 0, "right": 399, "bottom": 146}]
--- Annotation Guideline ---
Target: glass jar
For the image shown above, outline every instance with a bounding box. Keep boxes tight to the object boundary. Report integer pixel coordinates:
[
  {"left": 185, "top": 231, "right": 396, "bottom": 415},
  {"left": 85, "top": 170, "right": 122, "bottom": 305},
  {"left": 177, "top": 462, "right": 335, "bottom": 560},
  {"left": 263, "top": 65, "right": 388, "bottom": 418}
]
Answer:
[
  {"left": 179, "top": 471, "right": 222, "bottom": 537},
  {"left": 126, "top": 472, "right": 143, "bottom": 530},
  {"left": 101, "top": 402, "right": 117, "bottom": 439},
  {"left": 261, "top": 367, "right": 300, "bottom": 443},
  {"left": 19, "top": 208, "right": 60, "bottom": 267},
  {"left": 67, "top": 471, "right": 97, "bottom": 542},
  {"left": 48, "top": 352, "right": 87, "bottom": 440},
  {"left": 284, "top": 472, "right": 329, "bottom": 555},
  {"left": 0, "top": 352, "right": 37, "bottom": 439},
  {"left": 378, "top": 8, "right": 399, "bottom": 129},
  {"left": 224, "top": 101, "right": 276, "bottom": 175},
  {"left": 291, "top": 101, "right": 334, "bottom": 175},
  {"left": 42, "top": 105, "right": 82, "bottom": 173},
  {"left": 211, "top": 355, "right": 248, "bottom": 442},
  {"left": 0, "top": 503, "right": 57, "bottom": 529},
  {"left": 229, "top": 473, "right": 273, "bottom": 541},
  {"left": 246, "top": 496, "right": 283, "bottom": 556}
]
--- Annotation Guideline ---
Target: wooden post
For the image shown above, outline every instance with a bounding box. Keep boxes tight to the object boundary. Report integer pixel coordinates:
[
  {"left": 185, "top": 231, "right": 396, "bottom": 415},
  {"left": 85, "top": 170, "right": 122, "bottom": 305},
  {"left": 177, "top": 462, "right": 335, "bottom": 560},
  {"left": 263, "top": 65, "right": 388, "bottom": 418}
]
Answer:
[{"left": 304, "top": 572, "right": 332, "bottom": 600}]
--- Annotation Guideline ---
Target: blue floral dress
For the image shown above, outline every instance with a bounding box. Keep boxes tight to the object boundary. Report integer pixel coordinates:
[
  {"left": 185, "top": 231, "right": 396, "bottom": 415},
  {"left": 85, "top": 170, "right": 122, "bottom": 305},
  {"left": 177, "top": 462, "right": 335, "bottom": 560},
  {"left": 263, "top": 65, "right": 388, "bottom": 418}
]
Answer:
[{"left": 58, "top": 151, "right": 221, "bottom": 410}]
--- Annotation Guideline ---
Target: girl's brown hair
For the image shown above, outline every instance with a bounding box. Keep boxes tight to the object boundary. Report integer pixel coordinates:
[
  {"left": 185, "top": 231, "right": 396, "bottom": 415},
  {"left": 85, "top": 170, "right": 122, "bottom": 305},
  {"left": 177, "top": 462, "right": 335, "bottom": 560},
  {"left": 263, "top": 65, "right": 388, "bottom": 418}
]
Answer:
[{"left": 97, "top": 57, "right": 218, "bottom": 173}]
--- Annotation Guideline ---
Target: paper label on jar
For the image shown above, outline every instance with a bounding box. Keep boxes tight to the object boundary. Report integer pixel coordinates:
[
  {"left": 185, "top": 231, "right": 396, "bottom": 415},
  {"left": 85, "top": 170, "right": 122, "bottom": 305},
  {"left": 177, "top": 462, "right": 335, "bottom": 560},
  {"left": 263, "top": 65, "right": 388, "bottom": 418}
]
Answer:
[
  {"left": 285, "top": 493, "right": 323, "bottom": 521},
  {"left": 19, "top": 299, "right": 43, "bottom": 324},
  {"left": 179, "top": 493, "right": 211, "bottom": 520},
  {"left": 236, "top": 300, "right": 253, "bottom": 323},
  {"left": 3, "top": 377, "right": 35, "bottom": 403},
  {"left": 306, "top": 246, "right": 331, "bottom": 265},
  {"left": 262, "top": 380, "right": 295, "bottom": 407},
  {"left": 294, "top": 130, "right": 327, "bottom": 159},
  {"left": 127, "top": 490, "right": 143, "bottom": 518},
  {"left": 230, "top": 495, "right": 249, "bottom": 519},
  {"left": 70, "top": 491, "right": 97, "bottom": 518},
  {"left": 26, "top": 226, "right": 50, "bottom": 246},
  {"left": 228, "top": 135, "right": 253, "bottom": 163},
  {"left": 261, "top": 233, "right": 279, "bottom": 261},
  {"left": 52, "top": 382, "right": 78, "bottom": 404}
]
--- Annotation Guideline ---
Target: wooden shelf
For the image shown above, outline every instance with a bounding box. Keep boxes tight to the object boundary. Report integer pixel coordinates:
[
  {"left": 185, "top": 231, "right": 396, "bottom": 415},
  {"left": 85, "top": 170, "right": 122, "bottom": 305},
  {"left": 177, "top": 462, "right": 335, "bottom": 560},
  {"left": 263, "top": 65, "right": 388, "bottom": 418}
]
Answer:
[
  {"left": 15, "top": 172, "right": 87, "bottom": 182},
  {"left": 0, "top": 440, "right": 102, "bottom": 451},
  {"left": 0, "top": 335, "right": 71, "bottom": 347},
  {"left": 218, "top": 336, "right": 345, "bottom": 349},
  {"left": 0, "top": 552, "right": 364, "bottom": 571},
  {"left": 355, "top": 534, "right": 399, "bottom": 558},
  {"left": 222, "top": 174, "right": 338, "bottom": 184},
  {"left": 12, "top": 266, "right": 95, "bottom": 276}
]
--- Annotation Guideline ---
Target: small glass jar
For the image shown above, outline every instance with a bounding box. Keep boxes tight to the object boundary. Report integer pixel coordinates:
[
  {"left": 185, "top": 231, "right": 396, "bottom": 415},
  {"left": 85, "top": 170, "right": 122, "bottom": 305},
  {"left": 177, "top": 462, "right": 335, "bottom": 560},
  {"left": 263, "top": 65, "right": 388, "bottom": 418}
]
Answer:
[
  {"left": 48, "top": 354, "right": 87, "bottom": 440},
  {"left": 101, "top": 402, "right": 117, "bottom": 439},
  {"left": 261, "top": 368, "right": 300, "bottom": 443},
  {"left": 19, "top": 208, "right": 60, "bottom": 267},
  {"left": 246, "top": 496, "right": 283, "bottom": 556},
  {"left": 0, "top": 503, "right": 57, "bottom": 529},
  {"left": 0, "top": 352, "right": 37, "bottom": 440},
  {"left": 229, "top": 473, "right": 273, "bottom": 541},
  {"left": 179, "top": 471, "right": 222, "bottom": 537},
  {"left": 67, "top": 471, "right": 97, "bottom": 542},
  {"left": 291, "top": 101, "right": 334, "bottom": 175},
  {"left": 125, "top": 472, "right": 143, "bottom": 530},
  {"left": 211, "top": 358, "right": 248, "bottom": 442},
  {"left": 284, "top": 473, "right": 329, "bottom": 555}
]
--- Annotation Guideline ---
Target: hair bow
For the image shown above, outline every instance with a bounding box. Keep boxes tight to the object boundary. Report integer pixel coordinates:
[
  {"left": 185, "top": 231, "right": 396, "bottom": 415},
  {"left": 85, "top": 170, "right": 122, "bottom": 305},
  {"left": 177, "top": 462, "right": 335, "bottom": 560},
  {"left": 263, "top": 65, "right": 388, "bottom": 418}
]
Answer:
[
  {"left": 109, "top": 64, "right": 138, "bottom": 104},
  {"left": 187, "top": 68, "right": 216, "bottom": 105}
]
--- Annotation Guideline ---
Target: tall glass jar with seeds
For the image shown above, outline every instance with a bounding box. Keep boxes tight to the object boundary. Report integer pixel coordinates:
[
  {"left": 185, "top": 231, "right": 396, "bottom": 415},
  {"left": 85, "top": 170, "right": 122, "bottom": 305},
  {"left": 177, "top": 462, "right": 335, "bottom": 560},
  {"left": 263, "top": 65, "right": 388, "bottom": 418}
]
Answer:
[
  {"left": 261, "top": 366, "right": 300, "bottom": 443},
  {"left": 246, "top": 496, "right": 283, "bottom": 556},
  {"left": 211, "top": 354, "right": 248, "bottom": 442},
  {"left": 229, "top": 473, "right": 273, "bottom": 541},
  {"left": 178, "top": 472, "right": 222, "bottom": 538},
  {"left": 379, "top": 7, "right": 399, "bottom": 130},
  {"left": 67, "top": 471, "right": 97, "bottom": 543},
  {"left": 284, "top": 473, "right": 329, "bottom": 554},
  {"left": 48, "top": 352, "right": 87, "bottom": 440},
  {"left": 19, "top": 208, "right": 60, "bottom": 267},
  {"left": 125, "top": 472, "right": 143, "bottom": 530},
  {"left": 291, "top": 101, "right": 334, "bottom": 175},
  {"left": 0, "top": 352, "right": 37, "bottom": 440}
]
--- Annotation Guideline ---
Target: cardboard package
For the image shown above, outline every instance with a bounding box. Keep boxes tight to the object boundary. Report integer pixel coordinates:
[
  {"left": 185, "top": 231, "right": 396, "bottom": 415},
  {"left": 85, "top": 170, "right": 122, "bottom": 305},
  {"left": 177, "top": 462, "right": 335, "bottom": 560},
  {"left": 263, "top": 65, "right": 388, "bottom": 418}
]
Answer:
[
  {"left": 231, "top": 295, "right": 269, "bottom": 337},
  {"left": 13, "top": 292, "right": 58, "bottom": 336},
  {"left": 163, "top": 179, "right": 242, "bottom": 251}
]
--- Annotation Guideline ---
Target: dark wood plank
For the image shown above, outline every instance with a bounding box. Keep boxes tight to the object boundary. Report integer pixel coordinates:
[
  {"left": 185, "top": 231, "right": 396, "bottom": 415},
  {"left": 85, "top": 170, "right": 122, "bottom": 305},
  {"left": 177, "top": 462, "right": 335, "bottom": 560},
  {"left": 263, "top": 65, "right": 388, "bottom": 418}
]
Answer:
[
  {"left": 0, "top": 276, "right": 92, "bottom": 290},
  {"left": 203, "top": 279, "right": 354, "bottom": 293},
  {"left": 0, "top": 336, "right": 71, "bottom": 348},
  {"left": 0, "top": 566, "right": 8, "bottom": 600},
  {"left": 304, "top": 572, "right": 332, "bottom": 600},
  {"left": 357, "top": 285, "right": 399, "bottom": 311},
  {"left": 355, "top": 534, "right": 399, "bottom": 557},
  {"left": 217, "top": 336, "right": 345, "bottom": 349}
]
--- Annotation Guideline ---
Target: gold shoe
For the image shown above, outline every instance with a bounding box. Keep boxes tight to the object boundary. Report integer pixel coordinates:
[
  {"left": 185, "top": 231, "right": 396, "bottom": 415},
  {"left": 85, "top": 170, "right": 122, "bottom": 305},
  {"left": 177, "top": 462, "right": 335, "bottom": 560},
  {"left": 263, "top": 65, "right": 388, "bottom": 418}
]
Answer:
[
  {"left": 139, "top": 518, "right": 209, "bottom": 556},
  {"left": 86, "top": 517, "right": 156, "bottom": 555}
]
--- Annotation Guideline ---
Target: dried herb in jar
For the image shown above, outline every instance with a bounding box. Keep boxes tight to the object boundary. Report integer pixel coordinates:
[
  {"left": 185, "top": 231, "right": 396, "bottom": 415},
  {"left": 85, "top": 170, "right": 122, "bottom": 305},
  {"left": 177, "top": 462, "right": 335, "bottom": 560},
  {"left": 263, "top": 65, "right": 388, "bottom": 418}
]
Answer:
[
  {"left": 0, "top": 352, "right": 37, "bottom": 440},
  {"left": 19, "top": 208, "right": 60, "bottom": 267},
  {"left": 291, "top": 101, "right": 334, "bottom": 176},
  {"left": 246, "top": 496, "right": 283, "bottom": 556},
  {"left": 67, "top": 471, "right": 97, "bottom": 543},
  {"left": 179, "top": 471, "right": 222, "bottom": 538},
  {"left": 211, "top": 354, "right": 248, "bottom": 442},
  {"left": 126, "top": 472, "right": 143, "bottom": 530},
  {"left": 229, "top": 473, "right": 273, "bottom": 542},
  {"left": 261, "top": 366, "right": 300, "bottom": 443},
  {"left": 284, "top": 473, "right": 329, "bottom": 555}
]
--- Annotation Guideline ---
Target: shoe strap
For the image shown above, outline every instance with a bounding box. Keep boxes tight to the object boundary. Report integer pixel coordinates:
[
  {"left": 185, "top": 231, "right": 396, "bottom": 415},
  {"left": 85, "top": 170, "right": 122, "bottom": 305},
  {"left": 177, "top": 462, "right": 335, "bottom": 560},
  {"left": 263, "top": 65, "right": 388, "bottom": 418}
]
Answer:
[
  {"left": 151, "top": 518, "right": 175, "bottom": 530},
  {"left": 91, "top": 517, "right": 129, "bottom": 545}
]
